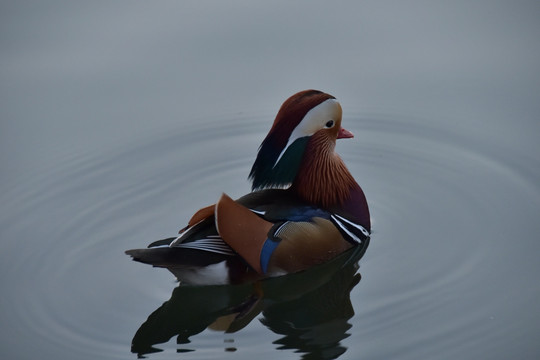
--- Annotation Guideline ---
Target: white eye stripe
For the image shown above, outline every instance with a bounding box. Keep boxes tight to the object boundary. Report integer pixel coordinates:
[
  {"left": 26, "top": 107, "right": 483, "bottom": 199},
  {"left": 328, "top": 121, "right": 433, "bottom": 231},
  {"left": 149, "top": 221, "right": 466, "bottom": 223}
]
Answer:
[
  {"left": 292, "top": 98, "right": 340, "bottom": 138},
  {"left": 272, "top": 99, "right": 340, "bottom": 168}
]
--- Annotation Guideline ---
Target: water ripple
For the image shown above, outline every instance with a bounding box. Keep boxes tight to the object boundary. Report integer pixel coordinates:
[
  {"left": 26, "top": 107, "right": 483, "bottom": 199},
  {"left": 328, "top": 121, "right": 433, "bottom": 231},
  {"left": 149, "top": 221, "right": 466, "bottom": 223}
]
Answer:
[
  {"left": 2, "top": 112, "right": 539, "bottom": 359},
  {"left": 344, "top": 113, "right": 540, "bottom": 359}
]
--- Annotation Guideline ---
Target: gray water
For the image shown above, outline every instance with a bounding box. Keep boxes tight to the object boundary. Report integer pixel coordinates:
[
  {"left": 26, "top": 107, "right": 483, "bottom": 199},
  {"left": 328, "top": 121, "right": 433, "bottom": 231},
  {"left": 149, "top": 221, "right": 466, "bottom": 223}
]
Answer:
[{"left": 2, "top": 1, "right": 540, "bottom": 359}]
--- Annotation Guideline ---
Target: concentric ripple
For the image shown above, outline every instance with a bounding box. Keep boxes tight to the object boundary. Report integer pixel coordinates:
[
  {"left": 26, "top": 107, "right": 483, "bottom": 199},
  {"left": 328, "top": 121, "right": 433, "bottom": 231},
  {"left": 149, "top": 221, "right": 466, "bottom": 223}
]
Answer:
[
  {"left": 342, "top": 113, "right": 540, "bottom": 359},
  {"left": 0, "top": 113, "right": 272, "bottom": 359},
  {"left": 1, "top": 111, "right": 539, "bottom": 359}
]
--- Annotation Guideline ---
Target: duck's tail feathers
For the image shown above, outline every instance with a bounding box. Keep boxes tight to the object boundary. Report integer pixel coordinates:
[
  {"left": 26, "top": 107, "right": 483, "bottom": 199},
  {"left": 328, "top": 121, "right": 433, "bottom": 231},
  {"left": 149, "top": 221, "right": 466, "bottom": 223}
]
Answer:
[{"left": 125, "top": 246, "right": 229, "bottom": 268}]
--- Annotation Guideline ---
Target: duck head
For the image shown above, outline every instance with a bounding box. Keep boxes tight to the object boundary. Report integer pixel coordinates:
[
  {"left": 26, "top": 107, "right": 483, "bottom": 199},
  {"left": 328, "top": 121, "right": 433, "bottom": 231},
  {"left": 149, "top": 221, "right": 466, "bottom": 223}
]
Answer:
[
  {"left": 250, "top": 90, "right": 347, "bottom": 189},
  {"left": 249, "top": 90, "right": 366, "bottom": 213}
]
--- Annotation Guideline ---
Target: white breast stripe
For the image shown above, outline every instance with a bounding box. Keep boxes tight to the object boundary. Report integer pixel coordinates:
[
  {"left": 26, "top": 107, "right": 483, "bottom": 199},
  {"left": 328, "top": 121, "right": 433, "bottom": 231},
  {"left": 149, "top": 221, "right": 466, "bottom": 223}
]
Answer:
[
  {"left": 250, "top": 209, "right": 266, "bottom": 215},
  {"left": 332, "top": 214, "right": 370, "bottom": 237},
  {"left": 331, "top": 215, "right": 362, "bottom": 244}
]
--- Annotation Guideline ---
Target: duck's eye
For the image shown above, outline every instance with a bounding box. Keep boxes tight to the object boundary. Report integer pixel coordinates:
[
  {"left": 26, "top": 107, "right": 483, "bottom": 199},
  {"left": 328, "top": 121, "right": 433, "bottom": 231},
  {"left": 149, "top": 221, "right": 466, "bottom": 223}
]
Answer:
[{"left": 325, "top": 120, "right": 335, "bottom": 128}]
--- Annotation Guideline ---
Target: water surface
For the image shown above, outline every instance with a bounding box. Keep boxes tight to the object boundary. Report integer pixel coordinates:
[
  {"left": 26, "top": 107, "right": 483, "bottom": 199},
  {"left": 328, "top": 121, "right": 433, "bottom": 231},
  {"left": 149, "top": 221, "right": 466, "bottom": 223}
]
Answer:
[{"left": 1, "top": 1, "right": 540, "bottom": 359}]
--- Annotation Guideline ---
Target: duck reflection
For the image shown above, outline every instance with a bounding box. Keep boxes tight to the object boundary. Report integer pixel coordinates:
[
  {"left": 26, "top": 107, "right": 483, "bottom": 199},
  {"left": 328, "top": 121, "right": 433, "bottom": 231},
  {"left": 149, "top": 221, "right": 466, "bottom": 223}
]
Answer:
[{"left": 131, "top": 246, "right": 366, "bottom": 359}]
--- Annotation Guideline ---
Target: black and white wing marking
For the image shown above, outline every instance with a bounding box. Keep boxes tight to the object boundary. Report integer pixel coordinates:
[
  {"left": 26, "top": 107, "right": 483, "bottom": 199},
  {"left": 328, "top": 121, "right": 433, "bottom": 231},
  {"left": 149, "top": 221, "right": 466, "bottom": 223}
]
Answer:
[
  {"left": 330, "top": 213, "right": 370, "bottom": 245},
  {"left": 172, "top": 235, "right": 236, "bottom": 256},
  {"left": 167, "top": 218, "right": 236, "bottom": 256}
]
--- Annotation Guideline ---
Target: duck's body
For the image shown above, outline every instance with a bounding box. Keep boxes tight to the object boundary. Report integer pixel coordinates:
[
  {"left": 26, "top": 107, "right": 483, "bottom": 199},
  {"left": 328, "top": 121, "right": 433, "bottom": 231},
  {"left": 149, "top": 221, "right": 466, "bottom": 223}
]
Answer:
[{"left": 126, "top": 90, "right": 370, "bottom": 284}]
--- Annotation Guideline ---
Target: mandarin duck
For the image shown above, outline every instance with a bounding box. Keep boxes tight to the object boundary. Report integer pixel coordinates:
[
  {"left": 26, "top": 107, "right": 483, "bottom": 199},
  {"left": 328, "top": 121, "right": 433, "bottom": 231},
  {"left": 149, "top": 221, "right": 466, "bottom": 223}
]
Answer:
[{"left": 126, "top": 90, "right": 370, "bottom": 285}]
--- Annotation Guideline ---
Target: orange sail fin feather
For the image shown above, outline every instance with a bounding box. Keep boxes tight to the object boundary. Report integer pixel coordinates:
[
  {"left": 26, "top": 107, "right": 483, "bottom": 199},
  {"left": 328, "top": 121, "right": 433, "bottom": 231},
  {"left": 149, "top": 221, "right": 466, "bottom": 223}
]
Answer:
[
  {"left": 187, "top": 204, "right": 215, "bottom": 227},
  {"left": 215, "top": 193, "right": 273, "bottom": 274},
  {"left": 126, "top": 90, "right": 371, "bottom": 285}
]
